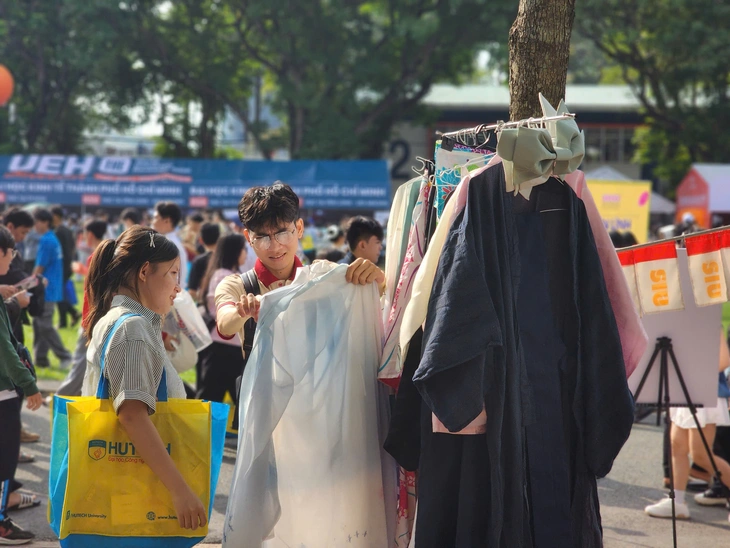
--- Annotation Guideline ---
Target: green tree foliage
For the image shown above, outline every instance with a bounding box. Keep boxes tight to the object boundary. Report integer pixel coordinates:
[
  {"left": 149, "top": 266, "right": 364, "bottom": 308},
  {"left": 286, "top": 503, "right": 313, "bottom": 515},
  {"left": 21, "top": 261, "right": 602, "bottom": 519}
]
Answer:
[
  {"left": 567, "top": 35, "right": 622, "bottom": 85},
  {"left": 0, "top": 0, "right": 148, "bottom": 154},
  {"left": 578, "top": 0, "right": 730, "bottom": 188},
  {"left": 120, "top": 1, "right": 269, "bottom": 158},
  {"left": 1, "top": 0, "right": 516, "bottom": 160},
  {"left": 221, "top": 0, "right": 515, "bottom": 159}
]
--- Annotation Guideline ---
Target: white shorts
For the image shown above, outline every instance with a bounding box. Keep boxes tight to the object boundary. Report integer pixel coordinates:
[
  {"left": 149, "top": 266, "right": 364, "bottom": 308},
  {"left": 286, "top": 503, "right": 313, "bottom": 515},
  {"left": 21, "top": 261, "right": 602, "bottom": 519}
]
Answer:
[{"left": 670, "top": 398, "right": 730, "bottom": 429}]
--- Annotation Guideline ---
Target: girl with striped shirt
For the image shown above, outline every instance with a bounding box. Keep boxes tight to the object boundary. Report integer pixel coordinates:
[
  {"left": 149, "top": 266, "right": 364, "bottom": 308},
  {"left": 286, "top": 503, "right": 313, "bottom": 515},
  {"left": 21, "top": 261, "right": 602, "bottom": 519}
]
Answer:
[{"left": 81, "top": 226, "right": 206, "bottom": 532}]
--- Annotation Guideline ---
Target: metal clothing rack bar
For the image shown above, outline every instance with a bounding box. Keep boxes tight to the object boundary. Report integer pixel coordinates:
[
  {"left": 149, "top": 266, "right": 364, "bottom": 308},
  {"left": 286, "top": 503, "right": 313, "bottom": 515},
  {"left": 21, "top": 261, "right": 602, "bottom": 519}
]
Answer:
[
  {"left": 620, "top": 225, "right": 730, "bottom": 252},
  {"left": 437, "top": 113, "right": 576, "bottom": 139}
]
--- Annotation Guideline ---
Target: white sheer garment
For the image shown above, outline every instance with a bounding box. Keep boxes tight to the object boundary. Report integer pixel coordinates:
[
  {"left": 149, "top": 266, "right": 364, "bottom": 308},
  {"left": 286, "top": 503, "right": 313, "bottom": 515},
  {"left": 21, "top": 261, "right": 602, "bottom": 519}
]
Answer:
[{"left": 223, "top": 262, "right": 389, "bottom": 548}]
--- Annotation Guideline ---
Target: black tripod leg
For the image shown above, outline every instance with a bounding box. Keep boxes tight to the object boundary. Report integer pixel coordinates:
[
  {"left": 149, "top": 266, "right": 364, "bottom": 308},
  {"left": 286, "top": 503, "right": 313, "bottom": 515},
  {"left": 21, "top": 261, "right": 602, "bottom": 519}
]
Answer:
[
  {"left": 631, "top": 339, "right": 663, "bottom": 424},
  {"left": 656, "top": 341, "right": 669, "bottom": 426},
  {"left": 634, "top": 342, "right": 662, "bottom": 403},
  {"left": 661, "top": 346, "right": 678, "bottom": 548}
]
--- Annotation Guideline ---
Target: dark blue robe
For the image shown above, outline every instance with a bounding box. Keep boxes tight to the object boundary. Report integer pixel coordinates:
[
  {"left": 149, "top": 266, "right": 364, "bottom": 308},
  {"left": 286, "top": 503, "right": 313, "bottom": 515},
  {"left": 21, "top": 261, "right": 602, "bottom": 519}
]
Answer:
[{"left": 411, "top": 165, "right": 634, "bottom": 548}]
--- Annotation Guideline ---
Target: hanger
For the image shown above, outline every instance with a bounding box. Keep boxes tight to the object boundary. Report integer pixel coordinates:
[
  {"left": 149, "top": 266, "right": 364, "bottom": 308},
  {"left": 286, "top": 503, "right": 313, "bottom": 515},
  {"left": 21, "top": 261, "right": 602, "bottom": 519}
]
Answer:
[
  {"left": 438, "top": 113, "right": 576, "bottom": 140},
  {"left": 435, "top": 153, "right": 495, "bottom": 184},
  {"left": 412, "top": 156, "right": 435, "bottom": 176}
]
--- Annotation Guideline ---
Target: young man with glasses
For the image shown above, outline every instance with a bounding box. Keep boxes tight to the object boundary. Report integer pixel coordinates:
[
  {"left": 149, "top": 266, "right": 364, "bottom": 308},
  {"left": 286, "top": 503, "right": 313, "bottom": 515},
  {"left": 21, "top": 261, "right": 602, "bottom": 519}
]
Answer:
[{"left": 215, "top": 182, "right": 384, "bottom": 355}]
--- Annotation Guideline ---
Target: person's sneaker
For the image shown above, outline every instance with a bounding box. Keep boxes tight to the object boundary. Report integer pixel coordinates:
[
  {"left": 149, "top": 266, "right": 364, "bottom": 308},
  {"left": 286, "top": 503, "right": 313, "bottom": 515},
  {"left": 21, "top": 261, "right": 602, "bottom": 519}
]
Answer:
[
  {"left": 0, "top": 516, "right": 34, "bottom": 544},
  {"left": 695, "top": 480, "right": 730, "bottom": 506},
  {"left": 645, "top": 496, "right": 690, "bottom": 519},
  {"left": 17, "top": 450, "right": 34, "bottom": 464},
  {"left": 19, "top": 428, "right": 39, "bottom": 444}
]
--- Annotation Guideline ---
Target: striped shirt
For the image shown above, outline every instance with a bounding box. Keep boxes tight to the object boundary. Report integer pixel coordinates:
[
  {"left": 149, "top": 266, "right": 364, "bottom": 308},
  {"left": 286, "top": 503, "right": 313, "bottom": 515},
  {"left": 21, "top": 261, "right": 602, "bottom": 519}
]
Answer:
[{"left": 82, "top": 295, "right": 186, "bottom": 414}]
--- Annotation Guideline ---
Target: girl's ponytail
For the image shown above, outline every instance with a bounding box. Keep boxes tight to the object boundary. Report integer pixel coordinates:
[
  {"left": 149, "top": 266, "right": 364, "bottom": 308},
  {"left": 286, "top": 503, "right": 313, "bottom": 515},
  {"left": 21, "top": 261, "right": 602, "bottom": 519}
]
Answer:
[{"left": 84, "top": 238, "right": 118, "bottom": 341}]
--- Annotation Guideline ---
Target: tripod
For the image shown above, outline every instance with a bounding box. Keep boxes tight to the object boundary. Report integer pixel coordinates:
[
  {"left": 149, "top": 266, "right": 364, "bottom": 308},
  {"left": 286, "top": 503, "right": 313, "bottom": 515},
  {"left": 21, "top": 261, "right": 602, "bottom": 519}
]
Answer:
[{"left": 633, "top": 336, "right": 727, "bottom": 548}]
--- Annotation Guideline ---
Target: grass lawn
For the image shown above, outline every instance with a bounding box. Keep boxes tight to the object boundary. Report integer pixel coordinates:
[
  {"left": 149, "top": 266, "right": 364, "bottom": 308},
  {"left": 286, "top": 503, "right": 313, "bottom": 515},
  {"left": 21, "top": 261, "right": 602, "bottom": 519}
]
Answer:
[{"left": 30, "top": 279, "right": 197, "bottom": 386}]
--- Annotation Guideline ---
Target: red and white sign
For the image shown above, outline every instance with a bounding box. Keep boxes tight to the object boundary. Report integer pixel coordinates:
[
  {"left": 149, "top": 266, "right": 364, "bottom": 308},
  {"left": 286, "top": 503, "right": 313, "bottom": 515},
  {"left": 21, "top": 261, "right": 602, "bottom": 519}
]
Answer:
[
  {"left": 685, "top": 233, "right": 728, "bottom": 307},
  {"left": 189, "top": 196, "right": 209, "bottom": 208},
  {"left": 81, "top": 194, "right": 101, "bottom": 205},
  {"left": 634, "top": 242, "right": 684, "bottom": 314},
  {"left": 617, "top": 249, "right": 642, "bottom": 315}
]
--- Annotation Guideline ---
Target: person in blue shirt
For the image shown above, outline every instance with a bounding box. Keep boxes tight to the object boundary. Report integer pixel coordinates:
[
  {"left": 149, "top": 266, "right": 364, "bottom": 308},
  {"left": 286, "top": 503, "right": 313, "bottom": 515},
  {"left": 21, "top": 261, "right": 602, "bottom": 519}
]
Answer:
[{"left": 31, "top": 208, "right": 72, "bottom": 369}]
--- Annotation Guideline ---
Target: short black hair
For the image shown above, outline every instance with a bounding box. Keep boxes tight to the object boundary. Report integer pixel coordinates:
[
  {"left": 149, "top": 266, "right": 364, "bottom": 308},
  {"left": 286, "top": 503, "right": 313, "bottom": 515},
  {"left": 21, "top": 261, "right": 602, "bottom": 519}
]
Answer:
[
  {"left": 3, "top": 207, "right": 34, "bottom": 228},
  {"left": 345, "top": 216, "right": 384, "bottom": 250},
  {"left": 85, "top": 220, "right": 108, "bottom": 241},
  {"left": 190, "top": 212, "right": 204, "bottom": 224},
  {"left": 121, "top": 207, "right": 140, "bottom": 225},
  {"left": 0, "top": 225, "right": 14, "bottom": 253},
  {"left": 33, "top": 208, "right": 53, "bottom": 225},
  {"left": 155, "top": 201, "right": 182, "bottom": 227},
  {"left": 200, "top": 222, "right": 221, "bottom": 246},
  {"left": 623, "top": 231, "right": 638, "bottom": 247},
  {"left": 238, "top": 182, "right": 300, "bottom": 233},
  {"left": 51, "top": 205, "right": 65, "bottom": 219}
]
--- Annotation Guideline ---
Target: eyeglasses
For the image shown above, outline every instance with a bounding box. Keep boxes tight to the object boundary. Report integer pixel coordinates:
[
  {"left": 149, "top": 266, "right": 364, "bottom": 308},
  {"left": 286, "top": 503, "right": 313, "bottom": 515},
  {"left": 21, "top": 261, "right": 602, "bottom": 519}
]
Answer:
[{"left": 249, "top": 227, "right": 296, "bottom": 251}]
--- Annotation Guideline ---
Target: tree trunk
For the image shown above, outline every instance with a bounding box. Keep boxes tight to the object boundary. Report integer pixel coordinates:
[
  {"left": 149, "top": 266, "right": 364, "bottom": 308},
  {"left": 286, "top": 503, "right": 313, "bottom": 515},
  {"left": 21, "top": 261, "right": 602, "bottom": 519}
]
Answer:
[
  {"left": 509, "top": 0, "right": 576, "bottom": 121},
  {"left": 199, "top": 97, "right": 217, "bottom": 158}
]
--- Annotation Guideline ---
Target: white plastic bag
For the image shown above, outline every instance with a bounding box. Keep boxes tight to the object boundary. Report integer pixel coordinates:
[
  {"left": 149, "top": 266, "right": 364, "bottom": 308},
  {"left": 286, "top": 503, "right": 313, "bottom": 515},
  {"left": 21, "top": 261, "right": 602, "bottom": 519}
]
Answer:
[
  {"left": 162, "top": 312, "right": 198, "bottom": 373},
  {"left": 171, "top": 290, "right": 213, "bottom": 352}
]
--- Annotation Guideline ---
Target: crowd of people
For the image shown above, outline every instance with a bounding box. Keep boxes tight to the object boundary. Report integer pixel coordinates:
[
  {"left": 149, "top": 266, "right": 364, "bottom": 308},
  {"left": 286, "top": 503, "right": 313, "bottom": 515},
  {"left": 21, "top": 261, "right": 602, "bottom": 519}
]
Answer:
[{"left": 0, "top": 194, "right": 386, "bottom": 543}]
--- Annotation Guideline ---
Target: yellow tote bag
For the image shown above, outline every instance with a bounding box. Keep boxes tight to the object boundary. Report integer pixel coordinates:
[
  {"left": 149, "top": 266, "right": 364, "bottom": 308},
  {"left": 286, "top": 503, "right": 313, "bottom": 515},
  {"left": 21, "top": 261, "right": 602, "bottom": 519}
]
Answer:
[{"left": 59, "top": 397, "right": 211, "bottom": 539}]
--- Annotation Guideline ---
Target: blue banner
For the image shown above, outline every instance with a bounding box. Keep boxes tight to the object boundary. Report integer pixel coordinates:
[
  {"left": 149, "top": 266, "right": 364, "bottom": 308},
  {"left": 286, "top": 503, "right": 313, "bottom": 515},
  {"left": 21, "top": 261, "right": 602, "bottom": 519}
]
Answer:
[{"left": 0, "top": 155, "right": 391, "bottom": 210}]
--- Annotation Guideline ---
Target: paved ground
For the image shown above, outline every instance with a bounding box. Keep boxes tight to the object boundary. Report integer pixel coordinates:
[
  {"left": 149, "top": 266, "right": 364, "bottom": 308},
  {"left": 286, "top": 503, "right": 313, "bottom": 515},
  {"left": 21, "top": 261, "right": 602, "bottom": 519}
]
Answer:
[{"left": 12, "top": 382, "right": 730, "bottom": 547}]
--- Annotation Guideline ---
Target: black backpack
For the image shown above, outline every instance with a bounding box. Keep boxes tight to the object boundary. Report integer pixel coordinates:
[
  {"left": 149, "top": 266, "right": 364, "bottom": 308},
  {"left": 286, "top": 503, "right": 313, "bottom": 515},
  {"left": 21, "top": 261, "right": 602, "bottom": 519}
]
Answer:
[
  {"left": 233, "top": 269, "right": 260, "bottom": 429},
  {"left": 239, "top": 269, "right": 260, "bottom": 362}
]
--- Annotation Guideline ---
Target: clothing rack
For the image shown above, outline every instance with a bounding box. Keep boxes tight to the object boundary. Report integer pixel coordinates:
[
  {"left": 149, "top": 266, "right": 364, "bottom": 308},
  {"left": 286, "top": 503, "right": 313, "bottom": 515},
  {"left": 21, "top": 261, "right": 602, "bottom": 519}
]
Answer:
[
  {"left": 437, "top": 113, "right": 576, "bottom": 143},
  {"left": 620, "top": 225, "right": 730, "bottom": 252},
  {"left": 423, "top": 161, "right": 437, "bottom": 250}
]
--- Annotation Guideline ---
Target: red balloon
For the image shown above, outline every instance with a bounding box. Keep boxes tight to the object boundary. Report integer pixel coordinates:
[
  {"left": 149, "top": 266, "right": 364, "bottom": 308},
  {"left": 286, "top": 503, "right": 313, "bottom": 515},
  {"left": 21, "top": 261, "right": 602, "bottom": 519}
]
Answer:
[{"left": 0, "top": 65, "right": 14, "bottom": 106}]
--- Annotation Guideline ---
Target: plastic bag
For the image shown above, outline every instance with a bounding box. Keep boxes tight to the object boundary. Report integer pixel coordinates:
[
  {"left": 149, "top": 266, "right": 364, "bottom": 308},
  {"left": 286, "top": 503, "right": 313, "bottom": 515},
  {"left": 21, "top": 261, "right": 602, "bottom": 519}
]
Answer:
[{"left": 170, "top": 290, "right": 212, "bottom": 352}]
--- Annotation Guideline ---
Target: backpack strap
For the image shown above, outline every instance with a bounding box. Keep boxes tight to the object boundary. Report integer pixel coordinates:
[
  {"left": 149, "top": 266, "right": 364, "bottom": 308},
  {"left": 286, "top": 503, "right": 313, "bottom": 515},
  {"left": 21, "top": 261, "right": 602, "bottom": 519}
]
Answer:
[
  {"left": 239, "top": 269, "right": 260, "bottom": 358},
  {"left": 96, "top": 313, "right": 168, "bottom": 402}
]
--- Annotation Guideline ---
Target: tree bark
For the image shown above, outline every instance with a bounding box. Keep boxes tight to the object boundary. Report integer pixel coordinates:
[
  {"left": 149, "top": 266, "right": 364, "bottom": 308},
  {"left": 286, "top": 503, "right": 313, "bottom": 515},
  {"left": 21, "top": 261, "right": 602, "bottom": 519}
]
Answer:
[{"left": 509, "top": 0, "right": 576, "bottom": 121}]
